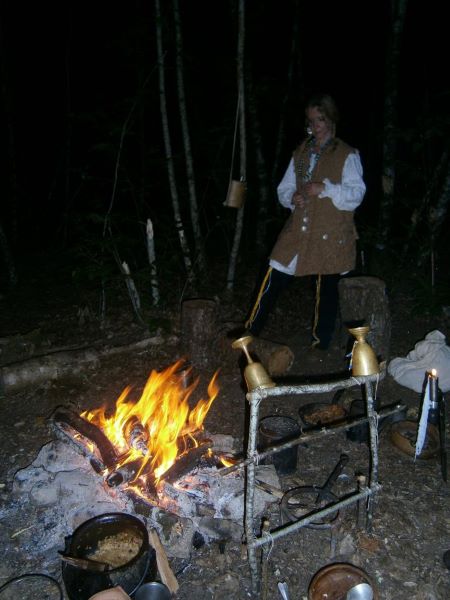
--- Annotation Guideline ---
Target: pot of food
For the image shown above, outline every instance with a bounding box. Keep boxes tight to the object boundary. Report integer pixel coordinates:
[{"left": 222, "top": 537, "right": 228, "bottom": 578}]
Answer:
[{"left": 62, "top": 513, "right": 156, "bottom": 600}]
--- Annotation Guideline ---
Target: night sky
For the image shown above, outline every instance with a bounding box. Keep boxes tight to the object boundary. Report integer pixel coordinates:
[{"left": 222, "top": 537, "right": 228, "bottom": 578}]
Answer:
[{"left": 0, "top": 1, "right": 448, "bottom": 274}]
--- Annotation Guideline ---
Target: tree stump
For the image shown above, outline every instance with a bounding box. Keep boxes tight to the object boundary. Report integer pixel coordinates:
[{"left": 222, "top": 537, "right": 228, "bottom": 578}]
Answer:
[
  {"left": 180, "top": 298, "right": 218, "bottom": 368},
  {"left": 338, "top": 276, "right": 391, "bottom": 361},
  {"left": 248, "top": 336, "right": 295, "bottom": 377}
]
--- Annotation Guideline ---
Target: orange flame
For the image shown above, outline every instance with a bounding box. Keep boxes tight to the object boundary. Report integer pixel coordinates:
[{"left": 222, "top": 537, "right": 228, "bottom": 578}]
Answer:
[{"left": 81, "top": 360, "right": 220, "bottom": 484}]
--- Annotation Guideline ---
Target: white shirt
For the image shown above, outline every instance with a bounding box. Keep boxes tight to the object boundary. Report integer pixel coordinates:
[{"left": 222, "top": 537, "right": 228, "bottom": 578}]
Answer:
[{"left": 271, "top": 151, "right": 366, "bottom": 275}]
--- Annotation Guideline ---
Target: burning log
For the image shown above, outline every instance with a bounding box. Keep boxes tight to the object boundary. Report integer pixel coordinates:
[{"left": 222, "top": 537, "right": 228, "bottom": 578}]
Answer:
[
  {"left": 52, "top": 407, "right": 118, "bottom": 469},
  {"left": 106, "top": 457, "right": 147, "bottom": 487},
  {"left": 123, "top": 416, "right": 150, "bottom": 455},
  {"left": 106, "top": 456, "right": 158, "bottom": 497},
  {"left": 162, "top": 440, "right": 212, "bottom": 485}
]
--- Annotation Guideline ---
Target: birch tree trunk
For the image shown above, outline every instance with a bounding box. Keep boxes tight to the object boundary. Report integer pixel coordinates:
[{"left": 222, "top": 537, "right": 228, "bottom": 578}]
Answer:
[
  {"left": 377, "top": 0, "right": 409, "bottom": 248},
  {"left": 172, "top": 0, "right": 206, "bottom": 273},
  {"left": 247, "top": 69, "right": 271, "bottom": 255},
  {"left": 155, "top": 0, "right": 195, "bottom": 285},
  {"left": 146, "top": 218, "right": 160, "bottom": 305},
  {"left": 121, "top": 261, "right": 142, "bottom": 312},
  {"left": 226, "top": 0, "right": 246, "bottom": 292}
]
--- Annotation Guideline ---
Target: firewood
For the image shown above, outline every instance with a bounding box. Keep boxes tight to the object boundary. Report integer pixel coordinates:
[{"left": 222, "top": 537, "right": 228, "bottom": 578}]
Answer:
[
  {"left": 148, "top": 529, "right": 179, "bottom": 594},
  {"left": 106, "top": 457, "right": 146, "bottom": 487},
  {"left": 162, "top": 440, "right": 211, "bottom": 484},
  {"left": 52, "top": 407, "right": 118, "bottom": 469},
  {"left": 246, "top": 336, "right": 294, "bottom": 376}
]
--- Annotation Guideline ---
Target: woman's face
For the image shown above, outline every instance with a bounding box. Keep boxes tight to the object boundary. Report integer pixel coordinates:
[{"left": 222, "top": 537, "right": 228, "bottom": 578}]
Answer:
[{"left": 306, "top": 106, "right": 333, "bottom": 144}]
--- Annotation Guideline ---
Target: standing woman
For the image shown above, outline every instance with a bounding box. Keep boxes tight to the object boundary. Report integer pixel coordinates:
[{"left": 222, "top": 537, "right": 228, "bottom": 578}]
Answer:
[{"left": 245, "top": 93, "right": 366, "bottom": 350}]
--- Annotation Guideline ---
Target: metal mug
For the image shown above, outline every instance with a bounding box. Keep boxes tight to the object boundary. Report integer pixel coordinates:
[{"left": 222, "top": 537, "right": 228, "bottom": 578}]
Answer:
[{"left": 224, "top": 179, "right": 246, "bottom": 208}]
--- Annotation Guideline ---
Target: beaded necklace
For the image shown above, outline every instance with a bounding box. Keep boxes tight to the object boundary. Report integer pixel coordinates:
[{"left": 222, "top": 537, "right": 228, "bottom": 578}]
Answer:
[
  {"left": 293, "top": 137, "right": 335, "bottom": 234},
  {"left": 295, "top": 136, "right": 335, "bottom": 183}
]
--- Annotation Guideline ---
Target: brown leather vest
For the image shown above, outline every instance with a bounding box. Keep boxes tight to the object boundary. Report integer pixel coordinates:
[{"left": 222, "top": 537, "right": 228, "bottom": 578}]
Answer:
[{"left": 270, "top": 138, "right": 358, "bottom": 276}]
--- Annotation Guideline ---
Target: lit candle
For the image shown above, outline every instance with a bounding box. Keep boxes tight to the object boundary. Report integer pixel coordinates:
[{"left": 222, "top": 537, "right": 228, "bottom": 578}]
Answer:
[
  {"left": 428, "top": 369, "right": 439, "bottom": 425},
  {"left": 429, "top": 369, "right": 439, "bottom": 407}
]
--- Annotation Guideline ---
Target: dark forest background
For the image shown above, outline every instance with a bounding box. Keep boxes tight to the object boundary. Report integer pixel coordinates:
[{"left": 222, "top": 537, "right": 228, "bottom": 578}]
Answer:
[{"left": 1, "top": 0, "right": 449, "bottom": 321}]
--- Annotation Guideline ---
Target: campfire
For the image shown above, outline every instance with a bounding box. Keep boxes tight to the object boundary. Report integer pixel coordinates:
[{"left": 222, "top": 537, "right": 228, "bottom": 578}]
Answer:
[
  {"left": 10, "top": 360, "right": 279, "bottom": 559},
  {"left": 52, "top": 360, "right": 222, "bottom": 501}
]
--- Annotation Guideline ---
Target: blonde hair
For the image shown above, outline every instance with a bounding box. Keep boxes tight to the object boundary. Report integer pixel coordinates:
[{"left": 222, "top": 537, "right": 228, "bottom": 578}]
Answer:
[{"left": 305, "top": 93, "right": 339, "bottom": 126}]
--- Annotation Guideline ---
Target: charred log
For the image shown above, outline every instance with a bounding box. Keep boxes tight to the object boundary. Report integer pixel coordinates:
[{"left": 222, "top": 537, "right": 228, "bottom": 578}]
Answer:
[
  {"left": 52, "top": 407, "right": 118, "bottom": 469},
  {"left": 106, "top": 457, "right": 147, "bottom": 487},
  {"left": 162, "top": 441, "right": 211, "bottom": 485}
]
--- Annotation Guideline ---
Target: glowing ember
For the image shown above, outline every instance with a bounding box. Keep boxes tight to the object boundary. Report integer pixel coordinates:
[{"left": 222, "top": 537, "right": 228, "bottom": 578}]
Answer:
[{"left": 81, "top": 360, "right": 220, "bottom": 486}]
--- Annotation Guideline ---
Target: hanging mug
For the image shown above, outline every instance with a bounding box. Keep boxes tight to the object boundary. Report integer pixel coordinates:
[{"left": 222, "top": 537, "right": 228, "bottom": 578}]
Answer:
[{"left": 224, "top": 179, "right": 246, "bottom": 208}]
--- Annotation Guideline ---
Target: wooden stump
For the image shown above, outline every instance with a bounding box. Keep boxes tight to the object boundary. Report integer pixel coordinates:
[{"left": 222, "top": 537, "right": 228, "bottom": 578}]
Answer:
[
  {"left": 248, "top": 336, "right": 294, "bottom": 377},
  {"left": 180, "top": 298, "right": 218, "bottom": 368},
  {"left": 338, "top": 276, "right": 391, "bottom": 361}
]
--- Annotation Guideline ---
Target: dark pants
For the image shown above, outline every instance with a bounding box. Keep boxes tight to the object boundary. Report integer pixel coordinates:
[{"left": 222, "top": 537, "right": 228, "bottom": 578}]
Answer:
[{"left": 245, "top": 266, "right": 341, "bottom": 349}]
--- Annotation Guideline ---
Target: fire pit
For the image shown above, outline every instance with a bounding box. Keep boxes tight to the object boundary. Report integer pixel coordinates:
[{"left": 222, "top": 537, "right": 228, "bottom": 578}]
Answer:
[
  {"left": 53, "top": 359, "right": 222, "bottom": 495},
  {"left": 11, "top": 360, "right": 280, "bottom": 562}
]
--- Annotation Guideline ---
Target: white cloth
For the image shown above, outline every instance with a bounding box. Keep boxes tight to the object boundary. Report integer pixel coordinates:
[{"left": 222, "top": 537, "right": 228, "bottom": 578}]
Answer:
[
  {"left": 271, "top": 151, "right": 366, "bottom": 275},
  {"left": 388, "top": 330, "right": 450, "bottom": 392},
  {"left": 276, "top": 152, "right": 366, "bottom": 212}
]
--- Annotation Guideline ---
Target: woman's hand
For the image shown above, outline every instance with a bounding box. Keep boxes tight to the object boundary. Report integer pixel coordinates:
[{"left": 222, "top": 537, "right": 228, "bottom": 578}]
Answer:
[
  {"left": 291, "top": 191, "right": 306, "bottom": 208},
  {"left": 304, "top": 181, "right": 325, "bottom": 197}
]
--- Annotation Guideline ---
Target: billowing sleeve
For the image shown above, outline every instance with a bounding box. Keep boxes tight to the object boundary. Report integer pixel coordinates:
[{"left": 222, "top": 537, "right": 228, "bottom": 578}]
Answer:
[
  {"left": 277, "top": 158, "right": 296, "bottom": 211},
  {"left": 318, "top": 151, "right": 366, "bottom": 211}
]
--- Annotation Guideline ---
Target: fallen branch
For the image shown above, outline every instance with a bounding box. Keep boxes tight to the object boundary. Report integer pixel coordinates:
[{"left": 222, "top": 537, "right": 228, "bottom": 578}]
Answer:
[
  {"left": 52, "top": 407, "right": 118, "bottom": 469},
  {"left": 0, "top": 333, "right": 178, "bottom": 394}
]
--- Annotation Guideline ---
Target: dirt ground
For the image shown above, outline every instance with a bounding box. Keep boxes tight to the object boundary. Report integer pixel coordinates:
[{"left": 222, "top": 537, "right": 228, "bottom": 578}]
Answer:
[{"left": 0, "top": 262, "right": 449, "bottom": 600}]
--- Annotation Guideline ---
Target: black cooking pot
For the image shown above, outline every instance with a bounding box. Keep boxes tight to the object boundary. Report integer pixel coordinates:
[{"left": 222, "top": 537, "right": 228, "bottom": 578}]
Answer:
[{"left": 62, "top": 512, "right": 156, "bottom": 600}]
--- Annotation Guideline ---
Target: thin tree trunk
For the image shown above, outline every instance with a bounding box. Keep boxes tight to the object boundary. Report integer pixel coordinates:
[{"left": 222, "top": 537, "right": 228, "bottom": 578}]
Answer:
[
  {"left": 120, "top": 261, "right": 144, "bottom": 324},
  {"left": 172, "top": 0, "right": 206, "bottom": 273},
  {"left": 271, "top": 0, "right": 301, "bottom": 190},
  {"left": 112, "top": 242, "right": 145, "bottom": 326},
  {"left": 146, "top": 218, "right": 160, "bottom": 305},
  {"left": 247, "top": 69, "right": 271, "bottom": 255},
  {"left": 226, "top": 0, "right": 246, "bottom": 292},
  {"left": 154, "top": 0, "right": 195, "bottom": 285},
  {"left": 378, "top": 0, "right": 409, "bottom": 248}
]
